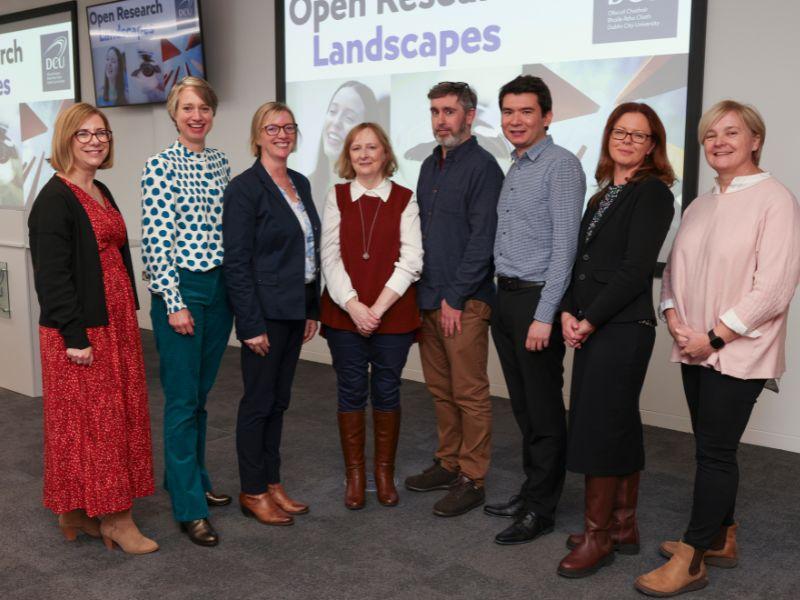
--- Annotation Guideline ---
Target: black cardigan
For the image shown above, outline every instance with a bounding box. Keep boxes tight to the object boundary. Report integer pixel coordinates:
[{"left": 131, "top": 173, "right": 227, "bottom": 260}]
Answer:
[
  {"left": 28, "top": 175, "right": 138, "bottom": 349},
  {"left": 561, "top": 177, "right": 674, "bottom": 327}
]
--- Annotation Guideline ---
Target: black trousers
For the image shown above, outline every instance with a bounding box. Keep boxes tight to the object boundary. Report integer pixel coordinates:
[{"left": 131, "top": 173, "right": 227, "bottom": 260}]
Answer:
[
  {"left": 681, "top": 364, "right": 765, "bottom": 549},
  {"left": 490, "top": 286, "right": 566, "bottom": 520},
  {"left": 237, "top": 318, "right": 304, "bottom": 493}
]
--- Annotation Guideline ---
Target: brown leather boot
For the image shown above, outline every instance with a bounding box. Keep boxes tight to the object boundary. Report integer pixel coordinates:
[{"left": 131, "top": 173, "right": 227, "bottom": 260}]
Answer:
[
  {"left": 567, "top": 471, "right": 640, "bottom": 554},
  {"left": 635, "top": 541, "right": 708, "bottom": 596},
  {"left": 239, "top": 492, "right": 293, "bottom": 526},
  {"left": 268, "top": 483, "right": 310, "bottom": 515},
  {"left": 660, "top": 524, "right": 738, "bottom": 568},
  {"left": 338, "top": 411, "right": 366, "bottom": 510},
  {"left": 373, "top": 409, "right": 401, "bottom": 507},
  {"left": 557, "top": 475, "right": 617, "bottom": 578}
]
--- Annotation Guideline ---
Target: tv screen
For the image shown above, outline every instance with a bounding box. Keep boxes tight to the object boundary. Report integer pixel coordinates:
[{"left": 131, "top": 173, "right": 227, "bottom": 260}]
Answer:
[{"left": 86, "top": 0, "right": 206, "bottom": 107}]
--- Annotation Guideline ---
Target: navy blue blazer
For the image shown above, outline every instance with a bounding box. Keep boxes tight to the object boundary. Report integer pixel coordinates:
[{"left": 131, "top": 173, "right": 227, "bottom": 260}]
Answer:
[{"left": 223, "top": 159, "right": 321, "bottom": 340}]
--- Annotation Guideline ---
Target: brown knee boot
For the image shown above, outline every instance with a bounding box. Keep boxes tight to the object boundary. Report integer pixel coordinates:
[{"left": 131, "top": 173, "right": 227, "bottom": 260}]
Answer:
[
  {"left": 338, "top": 411, "right": 366, "bottom": 510},
  {"left": 558, "top": 475, "right": 617, "bottom": 578},
  {"left": 373, "top": 409, "right": 401, "bottom": 506},
  {"left": 635, "top": 541, "right": 708, "bottom": 596}
]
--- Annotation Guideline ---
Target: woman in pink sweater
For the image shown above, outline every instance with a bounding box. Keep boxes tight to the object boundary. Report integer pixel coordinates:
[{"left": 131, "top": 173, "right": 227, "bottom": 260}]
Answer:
[{"left": 635, "top": 101, "right": 800, "bottom": 597}]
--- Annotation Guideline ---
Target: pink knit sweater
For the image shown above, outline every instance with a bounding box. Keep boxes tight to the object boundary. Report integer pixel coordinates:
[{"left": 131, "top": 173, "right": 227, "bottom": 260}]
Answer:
[{"left": 660, "top": 175, "right": 800, "bottom": 379}]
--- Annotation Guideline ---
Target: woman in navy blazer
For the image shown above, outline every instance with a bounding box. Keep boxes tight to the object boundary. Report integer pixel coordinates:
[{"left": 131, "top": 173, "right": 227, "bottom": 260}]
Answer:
[{"left": 223, "top": 102, "right": 320, "bottom": 526}]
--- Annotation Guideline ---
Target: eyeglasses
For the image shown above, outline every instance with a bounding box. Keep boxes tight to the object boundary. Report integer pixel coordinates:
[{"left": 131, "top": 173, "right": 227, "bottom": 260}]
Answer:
[
  {"left": 263, "top": 123, "right": 298, "bottom": 136},
  {"left": 74, "top": 129, "right": 112, "bottom": 143},
  {"left": 610, "top": 128, "right": 651, "bottom": 144}
]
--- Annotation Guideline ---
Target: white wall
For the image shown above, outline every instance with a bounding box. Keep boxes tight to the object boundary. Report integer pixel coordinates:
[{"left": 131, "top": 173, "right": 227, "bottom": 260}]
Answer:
[{"left": 1, "top": 0, "right": 798, "bottom": 452}]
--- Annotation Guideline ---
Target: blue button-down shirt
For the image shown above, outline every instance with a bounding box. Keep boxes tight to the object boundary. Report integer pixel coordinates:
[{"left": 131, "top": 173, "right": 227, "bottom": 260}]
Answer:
[
  {"left": 494, "top": 136, "right": 586, "bottom": 323},
  {"left": 416, "top": 136, "right": 504, "bottom": 311}
]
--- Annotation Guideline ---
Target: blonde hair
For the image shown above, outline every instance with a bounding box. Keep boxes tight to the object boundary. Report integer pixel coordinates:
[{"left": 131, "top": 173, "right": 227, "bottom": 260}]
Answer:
[
  {"left": 249, "top": 101, "right": 297, "bottom": 157},
  {"left": 698, "top": 100, "right": 766, "bottom": 166},
  {"left": 166, "top": 76, "right": 218, "bottom": 123},
  {"left": 50, "top": 102, "right": 113, "bottom": 173},
  {"left": 335, "top": 122, "right": 397, "bottom": 180}
]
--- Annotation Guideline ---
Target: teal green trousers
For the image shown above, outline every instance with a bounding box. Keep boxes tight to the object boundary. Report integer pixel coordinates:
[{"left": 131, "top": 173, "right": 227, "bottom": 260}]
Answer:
[{"left": 150, "top": 268, "right": 232, "bottom": 522}]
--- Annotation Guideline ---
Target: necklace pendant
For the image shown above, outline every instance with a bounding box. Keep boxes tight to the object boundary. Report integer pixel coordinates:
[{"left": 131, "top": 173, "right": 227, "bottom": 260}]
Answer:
[{"left": 362, "top": 252, "right": 370, "bottom": 260}]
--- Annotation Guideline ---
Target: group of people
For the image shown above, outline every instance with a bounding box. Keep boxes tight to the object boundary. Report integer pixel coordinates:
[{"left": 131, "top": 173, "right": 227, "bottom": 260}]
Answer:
[{"left": 27, "top": 74, "right": 799, "bottom": 598}]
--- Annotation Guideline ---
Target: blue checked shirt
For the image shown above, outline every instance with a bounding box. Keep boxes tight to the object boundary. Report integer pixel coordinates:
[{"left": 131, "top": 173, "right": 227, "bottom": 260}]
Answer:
[{"left": 494, "top": 136, "right": 586, "bottom": 323}]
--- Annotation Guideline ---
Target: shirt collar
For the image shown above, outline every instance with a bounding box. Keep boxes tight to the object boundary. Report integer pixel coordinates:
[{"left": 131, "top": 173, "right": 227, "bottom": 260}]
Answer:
[
  {"left": 172, "top": 140, "right": 206, "bottom": 160},
  {"left": 351, "top": 178, "right": 391, "bottom": 202},
  {"left": 433, "top": 135, "right": 477, "bottom": 162},
  {"left": 511, "top": 135, "right": 553, "bottom": 163},
  {"left": 712, "top": 172, "right": 771, "bottom": 194}
]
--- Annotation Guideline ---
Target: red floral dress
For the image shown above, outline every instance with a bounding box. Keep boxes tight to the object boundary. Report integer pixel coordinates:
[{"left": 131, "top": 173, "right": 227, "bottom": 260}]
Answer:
[{"left": 40, "top": 178, "right": 154, "bottom": 517}]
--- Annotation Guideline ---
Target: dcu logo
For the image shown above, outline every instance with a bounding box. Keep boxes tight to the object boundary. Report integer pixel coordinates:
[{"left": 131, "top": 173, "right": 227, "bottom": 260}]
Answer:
[
  {"left": 40, "top": 31, "right": 71, "bottom": 92},
  {"left": 175, "top": 0, "right": 197, "bottom": 29}
]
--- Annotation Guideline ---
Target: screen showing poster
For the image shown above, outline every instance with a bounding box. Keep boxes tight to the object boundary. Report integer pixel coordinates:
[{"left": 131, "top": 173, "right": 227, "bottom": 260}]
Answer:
[
  {"left": 87, "top": 0, "right": 206, "bottom": 107},
  {"left": 0, "top": 3, "right": 79, "bottom": 209},
  {"left": 280, "top": 0, "right": 705, "bottom": 262}
]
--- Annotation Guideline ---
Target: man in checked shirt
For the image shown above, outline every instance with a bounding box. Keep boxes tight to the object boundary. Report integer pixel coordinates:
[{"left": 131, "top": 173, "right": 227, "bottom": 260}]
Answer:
[{"left": 484, "top": 75, "right": 586, "bottom": 545}]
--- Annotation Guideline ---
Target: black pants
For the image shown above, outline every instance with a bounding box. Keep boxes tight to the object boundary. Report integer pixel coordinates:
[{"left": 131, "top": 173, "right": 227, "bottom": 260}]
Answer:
[
  {"left": 237, "top": 318, "right": 305, "bottom": 493},
  {"left": 681, "top": 364, "right": 765, "bottom": 549},
  {"left": 490, "top": 286, "right": 566, "bottom": 520}
]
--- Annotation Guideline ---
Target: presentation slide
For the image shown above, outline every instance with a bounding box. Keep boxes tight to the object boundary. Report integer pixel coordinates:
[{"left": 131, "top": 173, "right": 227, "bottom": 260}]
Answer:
[
  {"left": 282, "top": 0, "right": 702, "bottom": 261},
  {"left": 87, "top": 0, "right": 206, "bottom": 107},
  {"left": 0, "top": 5, "right": 77, "bottom": 209}
]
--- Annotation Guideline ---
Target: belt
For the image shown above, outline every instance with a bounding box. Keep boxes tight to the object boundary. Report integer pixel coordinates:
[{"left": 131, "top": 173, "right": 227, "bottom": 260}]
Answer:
[{"left": 497, "top": 276, "right": 544, "bottom": 291}]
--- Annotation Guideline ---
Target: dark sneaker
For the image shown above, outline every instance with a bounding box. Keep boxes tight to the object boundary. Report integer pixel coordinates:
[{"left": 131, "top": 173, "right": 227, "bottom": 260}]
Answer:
[
  {"left": 433, "top": 475, "right": 485, "bottom": 517},
  {"left": 405, "top": 459, "right": 460, "bottom": 492}
]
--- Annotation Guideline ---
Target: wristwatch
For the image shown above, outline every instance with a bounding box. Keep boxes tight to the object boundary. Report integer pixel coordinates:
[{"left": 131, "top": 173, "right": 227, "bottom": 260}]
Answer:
[{"left": 707, "top": 329, "right": 725, "bottom": 350}]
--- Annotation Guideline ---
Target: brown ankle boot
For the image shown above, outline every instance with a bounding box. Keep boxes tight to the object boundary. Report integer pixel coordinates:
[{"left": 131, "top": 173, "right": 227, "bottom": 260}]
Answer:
[
  {"left": 239, "top": 492, "right": 293, "bottom": 526},
  {"left": 268, "top": 483, "right": 310, "bottom": 515},
  {"left": 557, "top": 475, "right": 617, "bottom": 578},
  {"left": 635, "top": 541, "right": 708, "bottom": 596},
  {"left": 58, "top": 509, "right": 101, "bottom": 540},
  {"left": 373, "top": 409, "right": 401, "bottom": 507},
  {"left": 100, "top": 509, "right": 159, "bottom": 554},
  {"left": 338, "top": 411, "right": 366, "bottom": 510},
  {"left": 566, "top": 471, "right": 640, "bottom": 554},
  {"left": 660, "top": 523, "right": 738, "bottom": 568}
]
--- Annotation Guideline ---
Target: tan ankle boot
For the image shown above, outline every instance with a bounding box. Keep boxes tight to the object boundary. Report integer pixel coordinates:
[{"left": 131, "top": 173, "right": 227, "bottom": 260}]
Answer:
[
  {"left": 58, "top": 509, "right": 101, "bottom": 540},
  {"left": 635, "top": 541, "right": 708, "bottom": 596},
  {"left": 100, "top": 509, "right": 159, "bottom": 554},
  {"left": 660, "top": 524, "right": 738, "bottom": 568}
]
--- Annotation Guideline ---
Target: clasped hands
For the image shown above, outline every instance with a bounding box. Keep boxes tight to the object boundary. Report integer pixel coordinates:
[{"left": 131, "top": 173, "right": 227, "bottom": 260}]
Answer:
[
  {"left": 346, "top": 298, "right": 384, "bottom": 337},
  {"left": 665, "top": 309, "right": 714, "bottom": 361},
  {"left": 561, "top": 312, "right": 596, "bottom": 349}
]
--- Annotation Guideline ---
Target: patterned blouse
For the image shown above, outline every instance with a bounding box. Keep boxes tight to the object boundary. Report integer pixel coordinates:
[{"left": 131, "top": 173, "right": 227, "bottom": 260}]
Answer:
[
  {"left": 585, "top": 183, "right": 624, "bottom": 244},
  {"left": 140, "top": 141, "right": 231, "bottom": 313},
  {"left": 272, "top": 179, "right": 316, "bottom": 283}
]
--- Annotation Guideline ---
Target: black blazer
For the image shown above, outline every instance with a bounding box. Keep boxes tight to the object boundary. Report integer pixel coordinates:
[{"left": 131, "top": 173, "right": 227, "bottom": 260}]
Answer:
[
  {"left": 561, "top": 177, "right": 674, "bottom": 327},
  {"left": 222, "top": 159, "right": 321, "bottom": 340},
  {"left": 28, "top": 175, "right": 138, "bottom": 349}
]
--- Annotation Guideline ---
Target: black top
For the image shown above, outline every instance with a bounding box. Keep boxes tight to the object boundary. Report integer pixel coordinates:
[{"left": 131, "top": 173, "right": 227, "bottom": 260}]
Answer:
[
  {"left": 561, "top": 177, "right": 674, "bottom": 327},
  {"left": 28, "top": 175, "right": 138, "bottom": 349},
  {"left": 415, "top": 136, "right": 504, "bottom": 310}
]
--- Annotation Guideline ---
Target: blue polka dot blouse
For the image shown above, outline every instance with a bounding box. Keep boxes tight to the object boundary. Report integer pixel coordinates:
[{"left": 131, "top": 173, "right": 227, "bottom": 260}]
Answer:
[{"left": 140, "top": 140, "right": 231, "bottom": 313}]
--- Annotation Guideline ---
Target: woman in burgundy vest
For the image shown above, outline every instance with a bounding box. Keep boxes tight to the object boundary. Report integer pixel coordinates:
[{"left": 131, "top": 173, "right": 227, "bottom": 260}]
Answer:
[{"left": 320, "top": 123, "right": 423, "bottom": 510}]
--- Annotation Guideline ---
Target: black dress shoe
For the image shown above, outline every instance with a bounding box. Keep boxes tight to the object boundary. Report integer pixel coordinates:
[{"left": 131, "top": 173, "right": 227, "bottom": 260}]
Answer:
[
  {"left": 484, "top": 494, "right": 526, "bottom": 518},
  {"left": 494, "top": 511, "right": 554, "bottom": 545},
  {"left": 205, "top": 490, "right": 232, "bottom": 507},
  {"left": 180, "top": 518, "right": 219, "bottom": 547}
]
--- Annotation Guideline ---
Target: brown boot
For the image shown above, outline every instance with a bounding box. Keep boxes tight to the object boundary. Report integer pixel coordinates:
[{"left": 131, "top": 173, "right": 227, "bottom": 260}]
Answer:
[
  {"left": 58, "top": 509, "right": 101, "bottom": 540},
  {"left": 635, "top": 541, "right": 708, "bottom": 597},
  {"left": 239, "top": 492, "right": 293, "bottom": 526},
  {"left": 567, "top": 471, "right": 640, "bottom": 554},
  {"left": 557, "top": 475, "right": 617, "bottom": 578},
  {"left": 373, "top": 409, "right": 401, "bottom": 507},
  {"left": 660, "top": 524, "right": 738, "bottom": 568},
  {"left": 338, "top": 411, "right": 366, "bottom": 510},
  {"left": 100, "top": 509, "right": 159, "bottom": 554},
  {"left": 268, "top": 483, "right": 310, "bottom": 515}
]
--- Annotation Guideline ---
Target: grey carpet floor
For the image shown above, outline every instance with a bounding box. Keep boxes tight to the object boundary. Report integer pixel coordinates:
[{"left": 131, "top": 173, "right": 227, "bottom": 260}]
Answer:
[{"left": 2, "top": 330, "right": 799, "bottom": 600}]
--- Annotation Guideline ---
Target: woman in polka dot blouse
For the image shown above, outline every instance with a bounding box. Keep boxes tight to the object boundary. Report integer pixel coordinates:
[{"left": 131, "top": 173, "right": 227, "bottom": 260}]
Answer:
[{"left": 140, "top": 77, "right": 233, "bottom": 548}]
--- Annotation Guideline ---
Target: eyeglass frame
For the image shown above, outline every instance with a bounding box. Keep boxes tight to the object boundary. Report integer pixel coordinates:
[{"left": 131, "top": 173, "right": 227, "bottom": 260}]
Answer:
[
  {"left": 610, "top": 128, "right": 651, "bottom": 144},
  {"left": 262, "top": 123, "right": 299, "bottom": 136},
  {"left": 73, "top": 129, "right": 113, "bottom": 143}
]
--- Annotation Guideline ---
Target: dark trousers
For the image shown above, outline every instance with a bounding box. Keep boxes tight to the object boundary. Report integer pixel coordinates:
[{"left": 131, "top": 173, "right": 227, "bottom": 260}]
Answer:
[
  {"left": 681, "top": 364, "right": 765, "bottom": 549},
  {"left": 237, "top": 318, "right": 304, "bottom": 494},
  {"left": 490, "top": 286, "right": 566, "bottom": 520},
  {"left": 325, "top": 328, "right": 415, "bottom": 413}
]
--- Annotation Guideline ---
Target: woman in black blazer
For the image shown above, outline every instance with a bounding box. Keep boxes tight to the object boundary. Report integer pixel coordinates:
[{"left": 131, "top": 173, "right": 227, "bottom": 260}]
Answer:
[
  {"left": 556, "top": 103, "right": 675, "bottom": 578},
  {"left": 223, "top": 102, "right": 320, "bottom": 526}
]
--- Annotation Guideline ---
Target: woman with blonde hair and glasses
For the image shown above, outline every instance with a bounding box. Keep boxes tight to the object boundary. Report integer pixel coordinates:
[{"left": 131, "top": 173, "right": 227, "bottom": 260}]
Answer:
[
  {"left": 223, "top": 102, "right": 320, "bottom": 527},
  {"left": 635, "top": 101, "right": 800, "bottom": 597},
  {"left": 29, "top": 102, "right": 157, "bottom": 554}
]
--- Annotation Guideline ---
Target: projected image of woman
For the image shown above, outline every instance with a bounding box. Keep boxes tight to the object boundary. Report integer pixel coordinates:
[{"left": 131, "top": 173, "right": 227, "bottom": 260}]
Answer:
[
  {"left": 310, "top": 81, "right": 380, "bottom": 198},
  {"left": 98, "top": 46, "right": 128, "bottom": 107}
]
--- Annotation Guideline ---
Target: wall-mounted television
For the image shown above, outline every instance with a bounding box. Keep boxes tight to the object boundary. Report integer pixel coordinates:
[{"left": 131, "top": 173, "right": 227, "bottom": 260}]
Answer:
[{"left": 86, "top": 0, "right": 206, "bottom": 107}]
